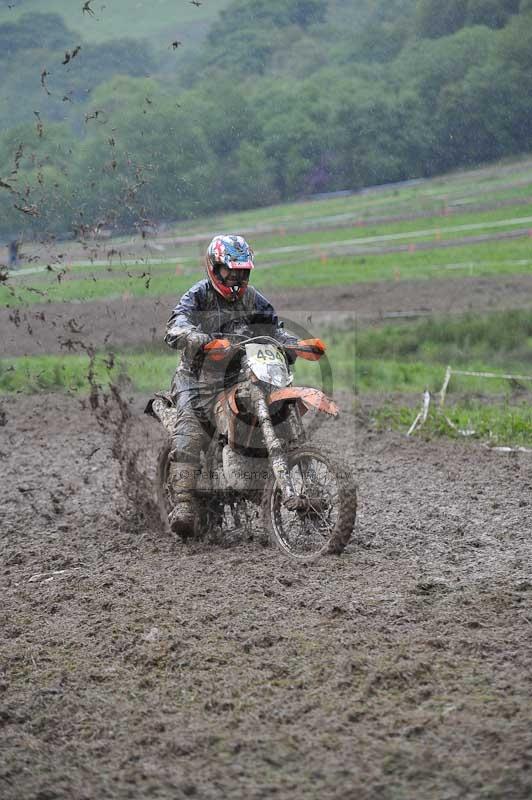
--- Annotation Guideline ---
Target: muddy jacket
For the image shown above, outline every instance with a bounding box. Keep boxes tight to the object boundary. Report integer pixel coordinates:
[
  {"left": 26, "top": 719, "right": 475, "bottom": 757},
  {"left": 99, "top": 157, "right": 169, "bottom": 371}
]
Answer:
[{"left": 165, "top": 279, "right": 296, "bottom": 382}]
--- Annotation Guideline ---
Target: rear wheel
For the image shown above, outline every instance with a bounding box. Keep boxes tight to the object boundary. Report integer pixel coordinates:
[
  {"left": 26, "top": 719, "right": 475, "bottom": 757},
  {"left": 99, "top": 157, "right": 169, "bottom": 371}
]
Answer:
[{"left": 262, "top": 446, "right": 356, "bottom": 559}]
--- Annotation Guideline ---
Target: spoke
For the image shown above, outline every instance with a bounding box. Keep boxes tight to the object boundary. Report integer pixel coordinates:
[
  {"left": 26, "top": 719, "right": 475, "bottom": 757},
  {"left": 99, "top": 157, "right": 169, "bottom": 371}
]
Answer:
[
  {"left": 272, "top": 453, "right": 341, "bottom": 557},
  {"left": 306, "top": 503, "right": 333, "bottom": 530}
]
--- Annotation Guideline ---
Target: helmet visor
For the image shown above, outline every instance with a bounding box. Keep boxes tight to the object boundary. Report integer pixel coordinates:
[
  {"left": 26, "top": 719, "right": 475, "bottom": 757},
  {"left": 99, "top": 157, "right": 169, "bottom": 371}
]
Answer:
[{"left": 217, "top": 265, "right": 251, "bottom": 286}]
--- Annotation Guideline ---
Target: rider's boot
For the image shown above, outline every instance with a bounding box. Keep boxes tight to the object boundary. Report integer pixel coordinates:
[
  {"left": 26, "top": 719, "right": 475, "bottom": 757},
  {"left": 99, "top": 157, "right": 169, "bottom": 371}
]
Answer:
[{"left": 168, "top": 461, "right": 198, "bottom": 538}]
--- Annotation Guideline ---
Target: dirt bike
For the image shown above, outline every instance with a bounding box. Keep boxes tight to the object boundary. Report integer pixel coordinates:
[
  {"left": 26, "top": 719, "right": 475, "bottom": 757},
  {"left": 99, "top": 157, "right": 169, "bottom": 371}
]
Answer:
[{"left": 148, "top": 334, "right": 356, "bottom": 559}]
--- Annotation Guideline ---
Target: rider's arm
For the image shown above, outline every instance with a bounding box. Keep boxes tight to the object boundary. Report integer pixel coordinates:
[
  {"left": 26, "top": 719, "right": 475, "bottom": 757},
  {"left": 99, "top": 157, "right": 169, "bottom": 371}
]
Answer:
[{"left": 165, "top": 285, "right": 205, "bottom": 350}]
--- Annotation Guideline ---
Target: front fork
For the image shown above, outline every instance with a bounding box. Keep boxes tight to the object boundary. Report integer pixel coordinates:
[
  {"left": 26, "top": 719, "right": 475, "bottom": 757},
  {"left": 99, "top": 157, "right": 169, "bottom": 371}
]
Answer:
[{"left": 249, "top": 384, "right": 304, "bottom": 511}]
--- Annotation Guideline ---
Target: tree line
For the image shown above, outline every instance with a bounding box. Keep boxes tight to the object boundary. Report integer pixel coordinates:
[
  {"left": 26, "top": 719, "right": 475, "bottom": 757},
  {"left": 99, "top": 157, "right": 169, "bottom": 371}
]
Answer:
[{"left": 1, "top": 0, "right": 532, "bottom": 239}]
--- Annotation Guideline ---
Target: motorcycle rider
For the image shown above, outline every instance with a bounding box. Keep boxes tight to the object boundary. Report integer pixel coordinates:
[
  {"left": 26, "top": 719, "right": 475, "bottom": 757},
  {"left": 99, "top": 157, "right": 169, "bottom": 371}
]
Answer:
[{"left": 164, "top": 234, "right": 297, "bottom": 536}]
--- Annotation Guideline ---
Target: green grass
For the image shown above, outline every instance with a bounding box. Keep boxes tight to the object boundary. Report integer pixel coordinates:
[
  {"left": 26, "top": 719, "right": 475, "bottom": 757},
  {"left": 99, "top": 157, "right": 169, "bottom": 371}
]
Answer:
[
  {"left": 9, "top": 198, "right": 532, "bottom": 280},
  {"left": 0, "top": 352, "right": 120, "bottom": 394},
  {"left": 0, "top": 351, "right": 175, "bottom": 394},
  {"left": 375, "top": 402, "right": 532, "bottom": 447},
  {"left": 0, "top": 269, "right": 200, "bottom": 306},
  {"left": 9, "top": 199, "right": 532, "bottom": 282},
  {"left": 0, "top": 352, "right": 478, "bottom": 396},
  {"left": 355, "top": 358, "right": 531, "bottom": 395},
  {"left": 2, "top": 152, "right": 531, "bottom": 446},
  {"left": 4, "top": 154, "right": 532, "bottom": 300},
  {"left": 355, "top": 310, "right": 532, "bottom": 368},
  {"left": 166, "top": 156, "right": 532, "bottom": 236},
  {"left": 3, "top": 313, "right": 530, "bottom": 448},
  {"left": 1, "top": 345, "right": 529, "bottom": 399},
  {"left": 246, "top": 203, "right": 532, "bottom": 252},
  {"left": 2, "top": 349, "right": 530, "bottom": 447},
  {"left": 4, "top": 236, "right": 532, "bottom": 308},
  {"left": 0, "top": 349, "right": 344, "bottom": 395}
]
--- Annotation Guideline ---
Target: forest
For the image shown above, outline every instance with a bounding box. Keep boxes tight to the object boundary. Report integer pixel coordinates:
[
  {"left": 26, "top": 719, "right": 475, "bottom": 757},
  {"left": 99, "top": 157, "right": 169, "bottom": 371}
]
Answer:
[{"left": 1, "top": 0, "right": 532, "bottom": 237}]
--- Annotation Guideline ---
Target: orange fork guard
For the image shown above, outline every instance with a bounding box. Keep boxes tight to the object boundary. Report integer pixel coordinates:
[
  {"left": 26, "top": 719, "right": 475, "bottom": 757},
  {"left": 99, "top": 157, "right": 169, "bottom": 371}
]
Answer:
[{"left": 268, "top": 387, "right": 339, "bottom": 417}]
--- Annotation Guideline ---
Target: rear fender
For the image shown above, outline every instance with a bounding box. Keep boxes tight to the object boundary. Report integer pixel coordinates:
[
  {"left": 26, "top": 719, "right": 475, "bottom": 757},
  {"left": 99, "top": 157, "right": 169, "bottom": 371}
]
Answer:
[{"left": 267, "top": 387, "right": 339, "bottom": 417}]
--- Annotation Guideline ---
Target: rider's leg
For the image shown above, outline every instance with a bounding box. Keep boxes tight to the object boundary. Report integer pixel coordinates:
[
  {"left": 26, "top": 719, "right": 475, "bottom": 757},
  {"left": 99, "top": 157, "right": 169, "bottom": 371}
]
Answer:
[{"left": 168, "top": 407, "right": 209, "bottom": 535}]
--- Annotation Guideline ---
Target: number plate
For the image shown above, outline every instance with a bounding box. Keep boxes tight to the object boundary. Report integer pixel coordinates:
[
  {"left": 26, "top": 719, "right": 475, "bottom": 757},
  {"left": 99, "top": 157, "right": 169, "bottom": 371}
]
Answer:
[{"left": 245, "top": 343, "right": 290, "bottom": 387}]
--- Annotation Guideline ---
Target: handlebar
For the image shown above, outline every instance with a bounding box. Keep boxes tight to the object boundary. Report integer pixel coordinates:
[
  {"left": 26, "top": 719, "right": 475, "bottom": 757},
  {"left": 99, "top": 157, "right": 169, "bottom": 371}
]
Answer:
[
  {"left": 202, "top": 334, "right": 326, "bottom": 361},
  {"left": 203, "top": 334, "right": 283, "bottom": 362},
  {"left": 206, "top": 333, "right": 281, "bottom": 346}
]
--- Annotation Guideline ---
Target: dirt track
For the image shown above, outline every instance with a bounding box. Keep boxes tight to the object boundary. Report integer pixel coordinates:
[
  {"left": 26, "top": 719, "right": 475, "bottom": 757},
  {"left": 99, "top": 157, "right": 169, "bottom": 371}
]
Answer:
[
  {"left": 3, "top": 274, "right": 532, "bottom": 356},
  {"left": 1, "top": 389, "right": 531, "bottom": 799},
  {"left": 2, "top": 262, "right": 532, "bottom": 798}
]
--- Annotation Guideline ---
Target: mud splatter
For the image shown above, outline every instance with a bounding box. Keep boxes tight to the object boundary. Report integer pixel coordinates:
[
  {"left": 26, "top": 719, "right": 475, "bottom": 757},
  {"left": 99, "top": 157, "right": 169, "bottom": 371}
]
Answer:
[{"left": 87, "top": 369, "right": 167, "bottom": 536}]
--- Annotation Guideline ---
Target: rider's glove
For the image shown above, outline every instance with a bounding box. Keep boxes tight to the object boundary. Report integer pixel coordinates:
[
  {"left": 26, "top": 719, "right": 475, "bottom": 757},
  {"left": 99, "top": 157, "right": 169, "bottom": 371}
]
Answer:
[{"left": 184, "top": 330, "right": 211, "bottom": 358}]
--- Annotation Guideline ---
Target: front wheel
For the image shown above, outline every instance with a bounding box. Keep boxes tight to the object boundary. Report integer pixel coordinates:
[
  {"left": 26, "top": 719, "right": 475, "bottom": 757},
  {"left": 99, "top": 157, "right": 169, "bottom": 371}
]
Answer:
[{"left": 262, "top": 446, "right": 356, "bottom": 559}]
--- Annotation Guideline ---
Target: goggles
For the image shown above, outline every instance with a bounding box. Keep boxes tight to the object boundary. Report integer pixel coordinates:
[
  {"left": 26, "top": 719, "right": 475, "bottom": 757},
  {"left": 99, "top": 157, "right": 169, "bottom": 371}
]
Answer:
[{"left": 216, "top": 265, "right": 251, "bottom": 283}]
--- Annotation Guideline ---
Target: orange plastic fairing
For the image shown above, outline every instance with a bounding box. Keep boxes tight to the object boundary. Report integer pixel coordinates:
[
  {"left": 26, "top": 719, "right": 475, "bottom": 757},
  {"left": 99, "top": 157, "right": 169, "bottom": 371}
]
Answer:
[
  {"left": 268, "top": 387, "right": 339, "bottom": 416},
  {"left": 203, "top": 338, "right": 231, "bottom": 361}
]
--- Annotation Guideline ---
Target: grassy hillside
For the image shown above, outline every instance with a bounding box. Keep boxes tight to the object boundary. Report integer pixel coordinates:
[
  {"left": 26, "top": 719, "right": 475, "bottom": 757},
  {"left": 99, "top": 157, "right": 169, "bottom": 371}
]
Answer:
[
  {"left": 2, "top": 155, "right": 531, "bottom": 446},
  {"left": 0, "top": 0, "right": 232, "bottom": 45},
  {"left": 3, "top": 152, "right": 532, "bottom": 305}
]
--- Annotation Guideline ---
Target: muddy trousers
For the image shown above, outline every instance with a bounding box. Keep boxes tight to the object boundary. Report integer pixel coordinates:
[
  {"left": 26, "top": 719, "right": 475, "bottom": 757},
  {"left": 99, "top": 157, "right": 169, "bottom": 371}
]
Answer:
[
  {"left": 168, "top": 406, "right": 212, "bottom": 535},
  {"left": 170, "top": 368, "right": 218, "bottom": 463},
  {"left": 167, "top": 369, "right": 221, "bottom": 534},
  {"left": 171, "top": 407, "right": 211, "bottom": 464}
]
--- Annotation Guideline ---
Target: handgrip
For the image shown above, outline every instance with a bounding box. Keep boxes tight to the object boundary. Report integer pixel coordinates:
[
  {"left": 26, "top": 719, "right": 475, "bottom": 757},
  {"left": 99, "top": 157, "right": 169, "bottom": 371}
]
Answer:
[
  {"left": 286, "top": 338, "right": 326, "bottom": 361},
  {"left": 203, "top": 338, "right": 232, "bottom": 361}
]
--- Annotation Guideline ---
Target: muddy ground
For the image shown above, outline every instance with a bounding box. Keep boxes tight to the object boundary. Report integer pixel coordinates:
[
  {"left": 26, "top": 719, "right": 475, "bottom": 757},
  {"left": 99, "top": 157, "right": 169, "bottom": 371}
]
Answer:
[
  {"left": 2, "top": 265, "right": 532, "bottom": 798},
  {"left": 3, "top": 274, "right": 532, "bottom": 356},
  {"left": 1, "top": 386, "right": 531, "bottom": 799}
]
